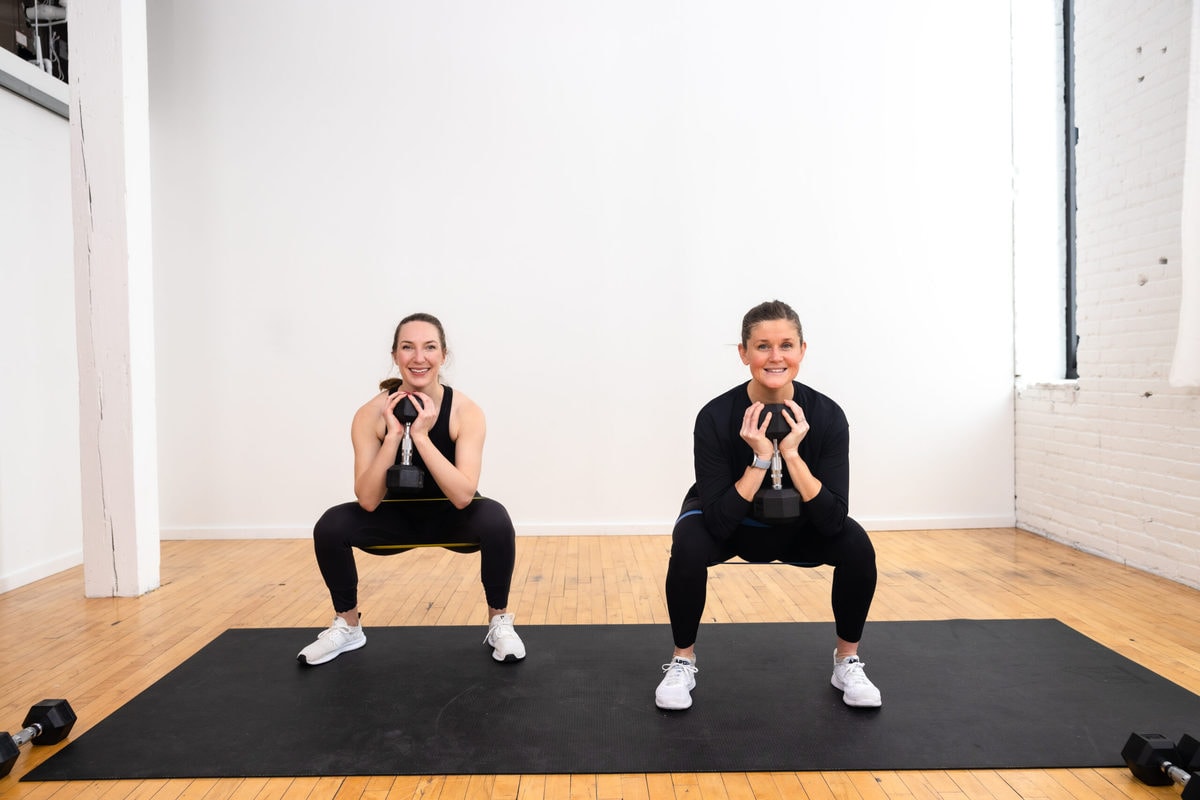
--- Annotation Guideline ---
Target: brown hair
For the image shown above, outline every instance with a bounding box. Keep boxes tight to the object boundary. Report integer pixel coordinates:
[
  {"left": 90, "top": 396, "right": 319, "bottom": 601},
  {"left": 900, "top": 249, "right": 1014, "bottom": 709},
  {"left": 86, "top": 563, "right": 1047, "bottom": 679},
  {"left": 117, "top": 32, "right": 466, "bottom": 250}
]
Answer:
[
  {"left": 379, "top": 312, "right": 449, "bottom": 392},
  {"left": 740, "top": 300, "right": 803, "bottom": 347}
]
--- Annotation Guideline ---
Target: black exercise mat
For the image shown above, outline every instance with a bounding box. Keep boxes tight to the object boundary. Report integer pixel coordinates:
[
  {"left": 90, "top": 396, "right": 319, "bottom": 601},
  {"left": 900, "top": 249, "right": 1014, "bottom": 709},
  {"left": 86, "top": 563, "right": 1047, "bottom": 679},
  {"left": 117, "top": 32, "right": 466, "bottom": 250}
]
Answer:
[{"left": 24, "top": 619, "right": 1200, "bottom": 780}]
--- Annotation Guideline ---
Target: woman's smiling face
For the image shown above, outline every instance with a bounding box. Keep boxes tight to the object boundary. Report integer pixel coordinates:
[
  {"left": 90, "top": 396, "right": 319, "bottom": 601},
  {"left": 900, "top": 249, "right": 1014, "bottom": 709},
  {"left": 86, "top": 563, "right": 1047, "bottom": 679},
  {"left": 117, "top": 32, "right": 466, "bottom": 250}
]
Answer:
[
  {"left": 738, "top": 317, "right": 806, "bottom": 393},
  {"left": 392, "top": 320, "right": 444, "bottom": 389}
]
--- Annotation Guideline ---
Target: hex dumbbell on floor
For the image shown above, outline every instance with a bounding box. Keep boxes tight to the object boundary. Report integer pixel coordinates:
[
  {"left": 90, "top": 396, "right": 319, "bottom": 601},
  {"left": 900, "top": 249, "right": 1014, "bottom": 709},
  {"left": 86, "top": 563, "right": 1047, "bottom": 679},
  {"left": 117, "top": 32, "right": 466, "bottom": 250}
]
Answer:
[
  {"left": 0, "top": 699, "right": 77, "bottom": 778},
  {"left": 1122, "top": 732, "right": 1200, "bottom": 799}
]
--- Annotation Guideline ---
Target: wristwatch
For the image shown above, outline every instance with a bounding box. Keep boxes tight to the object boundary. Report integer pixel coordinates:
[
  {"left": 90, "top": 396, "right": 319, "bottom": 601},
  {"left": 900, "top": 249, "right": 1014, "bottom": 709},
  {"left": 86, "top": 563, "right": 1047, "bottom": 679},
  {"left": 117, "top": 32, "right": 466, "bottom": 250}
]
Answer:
[{"left": 750, "top": 454, "right": 772, "bottom": 470}]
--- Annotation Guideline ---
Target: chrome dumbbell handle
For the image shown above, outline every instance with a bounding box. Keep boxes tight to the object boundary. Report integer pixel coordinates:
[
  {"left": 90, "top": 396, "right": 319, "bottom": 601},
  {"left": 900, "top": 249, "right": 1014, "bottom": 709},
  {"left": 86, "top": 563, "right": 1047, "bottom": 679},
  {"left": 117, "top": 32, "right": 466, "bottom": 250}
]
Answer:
[
  {"left": 10, "top": 723, "right": 44, "bottom": 748},
  {"left": 770, "top": 440, "right": 784, "bottom": 491},
  {"left": 401, "top": 422, "right": 414, "bottom": 465}
]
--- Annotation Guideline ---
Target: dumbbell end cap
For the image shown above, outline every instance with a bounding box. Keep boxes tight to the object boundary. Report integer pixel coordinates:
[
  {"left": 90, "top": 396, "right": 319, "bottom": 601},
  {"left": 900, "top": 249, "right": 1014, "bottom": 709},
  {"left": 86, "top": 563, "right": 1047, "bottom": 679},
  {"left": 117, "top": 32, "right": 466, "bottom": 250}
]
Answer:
[
  {"left": 1177, "top": 732, "right": 1200, "bottom": 771},
  {"left": 21, "top": 699, "right": 76, "bottom": 745},
  {"left": 1122, "top": 732, "right": 1179, "bottom": 786}
]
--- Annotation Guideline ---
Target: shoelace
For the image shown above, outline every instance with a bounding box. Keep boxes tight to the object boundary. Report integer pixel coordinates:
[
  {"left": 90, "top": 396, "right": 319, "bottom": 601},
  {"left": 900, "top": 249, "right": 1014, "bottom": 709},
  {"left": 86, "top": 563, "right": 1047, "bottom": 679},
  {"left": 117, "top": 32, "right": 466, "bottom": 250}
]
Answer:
[
  {"left": 659, "top": 661, "right": 698, "bottom": 686},
  {"left": 838, "top": 657, "right": 870, "bottom": 686},
  {"left": 484, "top": 621, "right": 518, "bottom": 645},
  {"left": 318, "top": 621, "right": 354, "bottom": 641}
]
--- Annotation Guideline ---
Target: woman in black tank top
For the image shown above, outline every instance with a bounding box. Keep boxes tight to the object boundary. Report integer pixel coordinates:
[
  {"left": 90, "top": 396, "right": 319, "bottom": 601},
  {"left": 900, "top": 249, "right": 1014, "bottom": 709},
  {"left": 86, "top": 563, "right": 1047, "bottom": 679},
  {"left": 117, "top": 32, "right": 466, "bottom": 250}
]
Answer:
[{"left": 297, "top": 312, "right": 526, "bottom": 666}]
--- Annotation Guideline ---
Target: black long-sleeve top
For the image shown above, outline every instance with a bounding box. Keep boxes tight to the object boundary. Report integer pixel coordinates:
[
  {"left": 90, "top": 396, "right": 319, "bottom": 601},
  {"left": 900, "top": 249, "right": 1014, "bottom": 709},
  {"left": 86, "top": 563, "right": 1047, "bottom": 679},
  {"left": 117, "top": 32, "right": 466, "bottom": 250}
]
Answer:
[{"left": 684, "top": 380, "right": 851, "bottom": 540}]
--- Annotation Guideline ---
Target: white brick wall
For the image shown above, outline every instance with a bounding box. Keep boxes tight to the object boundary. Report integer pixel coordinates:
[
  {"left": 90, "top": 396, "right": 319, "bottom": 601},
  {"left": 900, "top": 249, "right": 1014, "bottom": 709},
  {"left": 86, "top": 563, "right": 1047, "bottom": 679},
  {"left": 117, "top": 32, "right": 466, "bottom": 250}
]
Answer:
[{"left": 1015, "top": 0, "right": 1200, "bottom": 590}]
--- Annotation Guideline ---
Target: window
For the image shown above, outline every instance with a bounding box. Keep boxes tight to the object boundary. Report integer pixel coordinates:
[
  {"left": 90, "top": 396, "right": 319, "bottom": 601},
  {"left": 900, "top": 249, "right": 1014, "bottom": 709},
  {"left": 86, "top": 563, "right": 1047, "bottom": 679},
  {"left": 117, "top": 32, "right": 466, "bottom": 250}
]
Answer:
[{"left": 1063, "top": 0, "right": 1078, "bottom": 380}]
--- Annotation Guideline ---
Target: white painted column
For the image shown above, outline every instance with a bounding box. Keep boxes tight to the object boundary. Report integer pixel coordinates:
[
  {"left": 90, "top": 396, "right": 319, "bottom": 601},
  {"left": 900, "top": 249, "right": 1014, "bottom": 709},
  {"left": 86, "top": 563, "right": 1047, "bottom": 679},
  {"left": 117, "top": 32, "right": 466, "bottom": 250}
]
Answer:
[{"left": 68, "top": 0, "right": 161, "bottom": 596}]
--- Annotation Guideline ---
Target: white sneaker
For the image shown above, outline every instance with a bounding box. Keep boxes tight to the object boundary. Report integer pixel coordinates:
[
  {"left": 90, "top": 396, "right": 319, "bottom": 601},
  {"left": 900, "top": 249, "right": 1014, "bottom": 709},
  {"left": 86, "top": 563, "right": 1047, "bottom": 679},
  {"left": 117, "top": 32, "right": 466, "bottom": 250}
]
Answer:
[
  {"left": 655, "top": 656, "right": 698, "bottom": 710},
  {"left": 296, "top": 616, "right": 366, "bottom": 665},
  {"left": 484, "top": 613, "right": 526, "bottom": 662},
  {"left": 831, "top": 651, "right": 882, "bottom": 707}
]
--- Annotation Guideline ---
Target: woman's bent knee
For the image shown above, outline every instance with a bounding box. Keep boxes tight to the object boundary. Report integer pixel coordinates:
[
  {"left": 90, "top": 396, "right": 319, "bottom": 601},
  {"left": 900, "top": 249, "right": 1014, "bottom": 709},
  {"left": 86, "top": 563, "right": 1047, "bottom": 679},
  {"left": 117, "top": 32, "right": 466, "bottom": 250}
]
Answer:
[
  {"left": 670, "top": 519, "right": 723, "bottom": 573},
  {"left": 837, "top": 519, "right": 875, "bottom": 562},
  {"left": 469, "top": 498, "right": 515, "bottom": 545},
  {"left": 313, "top": 502, "right": 362, "bottom": 545}
]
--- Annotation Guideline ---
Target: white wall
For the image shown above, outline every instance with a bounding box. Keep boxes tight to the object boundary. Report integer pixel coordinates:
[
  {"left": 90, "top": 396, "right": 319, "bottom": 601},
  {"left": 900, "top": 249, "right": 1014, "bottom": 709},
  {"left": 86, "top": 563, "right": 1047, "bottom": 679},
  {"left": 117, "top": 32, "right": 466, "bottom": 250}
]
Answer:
[
  {"left": 146, "top": 1, "right": 1019, "bottom": 540},
  {"left": 8, "top": 2, "right": 1194, "bottom": 596},
  {"left": 0, "top": 51, "right": 81, "bottom": 591},
  {"left": 14, "top": 2, "right": 1200, "bottom": 597},
  {"left": 1016, "top": 0, "right": 1200, "bottom": 590}
]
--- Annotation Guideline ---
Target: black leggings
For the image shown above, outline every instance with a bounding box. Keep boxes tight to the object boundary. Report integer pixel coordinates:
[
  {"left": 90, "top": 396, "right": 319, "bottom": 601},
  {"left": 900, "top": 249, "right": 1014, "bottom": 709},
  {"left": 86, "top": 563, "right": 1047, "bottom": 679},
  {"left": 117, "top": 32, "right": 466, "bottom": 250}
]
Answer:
[
  {"left": 665, "top": 500, "right": 877, "bottom": 648},
  {"left": 312, "top": 497, "right": 516, "bottom": 613}
]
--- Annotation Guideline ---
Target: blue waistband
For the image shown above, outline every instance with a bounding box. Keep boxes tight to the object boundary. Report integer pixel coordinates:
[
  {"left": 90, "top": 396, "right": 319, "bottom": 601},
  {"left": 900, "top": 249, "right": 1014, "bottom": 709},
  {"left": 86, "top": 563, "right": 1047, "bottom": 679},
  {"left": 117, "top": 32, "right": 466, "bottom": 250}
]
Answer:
[{"left": 674, "top": 509, "right": 769, "bottom": 528}]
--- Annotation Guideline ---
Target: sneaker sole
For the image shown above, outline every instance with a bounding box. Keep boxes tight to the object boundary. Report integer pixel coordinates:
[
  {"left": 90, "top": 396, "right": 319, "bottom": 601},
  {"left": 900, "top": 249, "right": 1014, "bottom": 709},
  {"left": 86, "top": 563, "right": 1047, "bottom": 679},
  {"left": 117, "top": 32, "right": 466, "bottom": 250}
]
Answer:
[
  {"left": 842, "top": 696, "right": 882, "bottom": 708},
  {"left": 492, "top": 651, "right": 526, "bottom": 663},
  {"left": 297, "top": 637, "right": 366, "bottom": 666},
  {"left": 831, "top": 677, "right": 881, "bottom": 707},
  {"left": 655, "top": 695, "right": 693, "bottom": 710}
]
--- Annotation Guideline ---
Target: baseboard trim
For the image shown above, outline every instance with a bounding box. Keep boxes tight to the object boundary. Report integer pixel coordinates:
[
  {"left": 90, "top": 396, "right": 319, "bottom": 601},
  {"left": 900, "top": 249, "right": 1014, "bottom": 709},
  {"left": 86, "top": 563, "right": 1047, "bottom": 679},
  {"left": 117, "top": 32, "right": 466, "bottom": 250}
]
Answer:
[{"left": 0, "top": 549, "right": 83, "bottom": 593}]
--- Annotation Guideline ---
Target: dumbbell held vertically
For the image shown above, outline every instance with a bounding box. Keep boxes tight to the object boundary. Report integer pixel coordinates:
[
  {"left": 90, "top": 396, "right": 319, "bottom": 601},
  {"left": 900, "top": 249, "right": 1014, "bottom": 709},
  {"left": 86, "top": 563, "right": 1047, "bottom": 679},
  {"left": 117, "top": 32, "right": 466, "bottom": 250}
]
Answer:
[
  {"left": 386, "top": 395, "right": 425, "bottom": 492},
  {"left": 752, "top": 403, "right": 801, "bottom": 524},
  {"left": 0, "top": 699, "right": 77, "bottom": 779}
]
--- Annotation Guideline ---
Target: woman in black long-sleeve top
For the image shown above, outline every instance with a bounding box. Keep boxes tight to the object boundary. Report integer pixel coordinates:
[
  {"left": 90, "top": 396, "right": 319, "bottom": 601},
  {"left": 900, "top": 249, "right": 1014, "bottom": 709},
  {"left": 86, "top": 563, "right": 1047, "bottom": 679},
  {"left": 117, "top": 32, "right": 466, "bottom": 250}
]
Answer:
[{"left": 654, "top": 299, "right": 881, "bottom": 710}]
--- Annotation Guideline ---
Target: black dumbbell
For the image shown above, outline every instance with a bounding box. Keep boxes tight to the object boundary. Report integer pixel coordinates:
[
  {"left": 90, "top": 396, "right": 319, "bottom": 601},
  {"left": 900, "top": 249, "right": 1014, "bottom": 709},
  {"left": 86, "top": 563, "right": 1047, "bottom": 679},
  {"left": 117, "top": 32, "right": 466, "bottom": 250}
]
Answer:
[
  {"left": 0, "top": 699, "right": 77, "bottom": 778},
  {"left": 386, "top": 395, "right": 424, "bottom": 492},
  {"left": 1122, "top": 732, "right": 1200, "bottom": 798},
  {"left": 1183, "top": 734, "right": 1200, "bottom": 769},
  {"left": 1183, "top": 734, "right": 1200, "bottom": 800},
  {"left": 752, "top": 403, "right": 801, "bottom": 523}
]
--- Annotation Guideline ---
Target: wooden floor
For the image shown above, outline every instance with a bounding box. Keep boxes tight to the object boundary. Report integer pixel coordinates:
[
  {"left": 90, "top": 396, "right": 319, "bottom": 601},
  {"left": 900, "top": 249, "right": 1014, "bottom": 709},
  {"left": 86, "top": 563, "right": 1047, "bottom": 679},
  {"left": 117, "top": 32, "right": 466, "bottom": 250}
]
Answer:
[{"left": 1, "top": 529, "right": 1199, "bottom": 800}]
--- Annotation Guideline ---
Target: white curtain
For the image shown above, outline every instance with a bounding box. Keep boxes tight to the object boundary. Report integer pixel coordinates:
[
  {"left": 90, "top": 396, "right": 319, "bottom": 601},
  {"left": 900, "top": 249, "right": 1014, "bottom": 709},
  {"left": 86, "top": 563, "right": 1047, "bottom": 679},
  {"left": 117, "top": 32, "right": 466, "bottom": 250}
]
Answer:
[{"left": 1170, "top": 0, "right": 1200, "bottom": 387}]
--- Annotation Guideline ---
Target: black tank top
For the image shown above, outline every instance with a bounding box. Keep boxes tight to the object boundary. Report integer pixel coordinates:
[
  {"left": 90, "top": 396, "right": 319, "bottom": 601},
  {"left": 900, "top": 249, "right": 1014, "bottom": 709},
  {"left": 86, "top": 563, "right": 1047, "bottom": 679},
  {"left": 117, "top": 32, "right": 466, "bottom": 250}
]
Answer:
[{"left": 385, "top": 385, "right": 456, "bottom": 501}]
